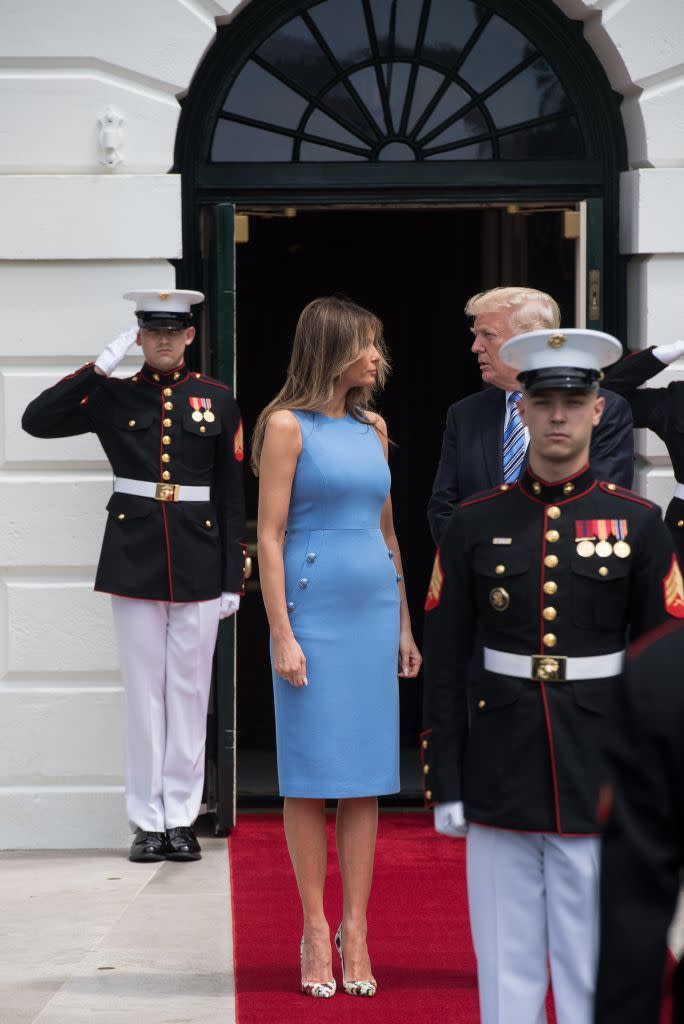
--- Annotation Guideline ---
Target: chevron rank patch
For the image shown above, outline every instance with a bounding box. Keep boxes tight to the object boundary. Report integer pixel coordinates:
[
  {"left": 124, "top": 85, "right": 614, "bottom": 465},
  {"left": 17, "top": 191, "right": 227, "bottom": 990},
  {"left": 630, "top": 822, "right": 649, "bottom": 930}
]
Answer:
[
  {"left": 424, "top": 550, "right": 444, "bottom": 611},
  {"left": 663, "top": 554, "right": 684, "bottom": 619},
  {"left": 233, "top": 418, "right": 244, "bottom": 462}
]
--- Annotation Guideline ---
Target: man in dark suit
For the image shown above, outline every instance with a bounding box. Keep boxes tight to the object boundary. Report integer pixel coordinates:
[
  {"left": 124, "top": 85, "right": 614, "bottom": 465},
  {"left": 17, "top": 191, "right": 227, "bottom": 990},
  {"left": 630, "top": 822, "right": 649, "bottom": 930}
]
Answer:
[{"left": 428, "top": 287, "right": 634, "bottom": 545}]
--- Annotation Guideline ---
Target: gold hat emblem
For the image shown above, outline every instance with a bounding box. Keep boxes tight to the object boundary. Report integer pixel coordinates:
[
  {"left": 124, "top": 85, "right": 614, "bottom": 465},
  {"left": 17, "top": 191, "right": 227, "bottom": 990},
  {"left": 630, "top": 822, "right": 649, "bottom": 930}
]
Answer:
[{"left": 547, "top": 333, "right": 565, "bottom": 349}]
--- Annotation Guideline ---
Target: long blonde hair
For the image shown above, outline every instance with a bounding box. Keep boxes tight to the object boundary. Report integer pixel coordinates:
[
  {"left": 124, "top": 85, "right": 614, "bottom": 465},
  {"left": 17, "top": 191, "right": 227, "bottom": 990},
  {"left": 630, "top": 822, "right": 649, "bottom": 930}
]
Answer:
[{"left": 251, "top": 296, "right": 390, "bottom": 474}]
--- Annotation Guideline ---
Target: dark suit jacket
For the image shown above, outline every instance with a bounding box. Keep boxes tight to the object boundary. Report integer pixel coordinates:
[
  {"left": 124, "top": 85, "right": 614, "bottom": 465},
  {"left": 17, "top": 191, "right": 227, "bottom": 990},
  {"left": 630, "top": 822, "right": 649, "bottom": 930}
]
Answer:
[{"left": 427, "top": 386, "right": 635, "bottom": 545}]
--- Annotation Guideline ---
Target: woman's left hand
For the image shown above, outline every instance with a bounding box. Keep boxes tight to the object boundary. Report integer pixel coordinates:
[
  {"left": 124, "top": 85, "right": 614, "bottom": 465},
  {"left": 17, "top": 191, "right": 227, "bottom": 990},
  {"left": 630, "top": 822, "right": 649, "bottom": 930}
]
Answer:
[{"left": 398, "top": 631, "right": 422, "bottom": 678}]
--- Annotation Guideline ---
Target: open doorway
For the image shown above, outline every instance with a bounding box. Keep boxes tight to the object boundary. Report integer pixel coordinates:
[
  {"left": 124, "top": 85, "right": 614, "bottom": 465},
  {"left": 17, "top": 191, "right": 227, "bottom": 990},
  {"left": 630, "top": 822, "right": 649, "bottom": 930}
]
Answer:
[{"left": 234, "top": 204, "right": 577, "bottom": 802}]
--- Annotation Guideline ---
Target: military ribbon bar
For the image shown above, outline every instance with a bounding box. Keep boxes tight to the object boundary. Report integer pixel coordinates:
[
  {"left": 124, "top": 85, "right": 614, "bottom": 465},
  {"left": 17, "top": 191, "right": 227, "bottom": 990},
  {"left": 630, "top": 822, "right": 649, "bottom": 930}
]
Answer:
[{"left": 575, "top": 519, "right": 629, "bottom": 541}]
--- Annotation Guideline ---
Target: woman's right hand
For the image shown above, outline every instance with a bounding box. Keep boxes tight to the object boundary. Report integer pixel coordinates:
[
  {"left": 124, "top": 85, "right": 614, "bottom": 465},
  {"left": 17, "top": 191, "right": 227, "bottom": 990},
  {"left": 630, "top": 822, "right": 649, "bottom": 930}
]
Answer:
[{"left": 273, "top": 633, "right": 308, "bottom": 687}]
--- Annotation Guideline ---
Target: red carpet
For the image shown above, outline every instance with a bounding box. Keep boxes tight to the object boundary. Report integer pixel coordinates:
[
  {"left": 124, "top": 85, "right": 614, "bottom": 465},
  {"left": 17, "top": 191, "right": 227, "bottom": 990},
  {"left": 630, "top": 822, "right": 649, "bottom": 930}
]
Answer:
[
  {"left": 230, "top": 812, "right": 676, "bottom": 1022},
  {"left": 229, "top": 811, "right": 558, "bottom": 1023}
]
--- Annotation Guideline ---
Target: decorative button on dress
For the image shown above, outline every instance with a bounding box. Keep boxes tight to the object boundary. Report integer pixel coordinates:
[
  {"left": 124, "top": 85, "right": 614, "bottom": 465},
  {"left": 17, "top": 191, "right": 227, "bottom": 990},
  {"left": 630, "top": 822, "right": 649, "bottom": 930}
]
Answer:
[{"left": 272, "top": 410, "right": 401, "bottom": 798}]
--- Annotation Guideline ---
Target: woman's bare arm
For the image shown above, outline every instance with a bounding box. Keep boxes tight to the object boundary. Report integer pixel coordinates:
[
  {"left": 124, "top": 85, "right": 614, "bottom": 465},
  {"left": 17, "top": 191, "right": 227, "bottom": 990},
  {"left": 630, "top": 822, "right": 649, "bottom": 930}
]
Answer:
[
  {"left": 370, "top": 413, "right": 422, "bottom": 679},
  {"left": 257, "top": 410, "right": 308, "bottom": 687}
]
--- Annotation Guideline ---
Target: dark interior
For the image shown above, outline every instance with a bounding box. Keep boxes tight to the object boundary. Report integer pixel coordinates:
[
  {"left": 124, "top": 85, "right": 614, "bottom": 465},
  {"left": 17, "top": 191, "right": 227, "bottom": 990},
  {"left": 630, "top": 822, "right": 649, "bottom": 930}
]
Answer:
[{"left": 233, "top": 205, "right": 576, "bottom": 801}]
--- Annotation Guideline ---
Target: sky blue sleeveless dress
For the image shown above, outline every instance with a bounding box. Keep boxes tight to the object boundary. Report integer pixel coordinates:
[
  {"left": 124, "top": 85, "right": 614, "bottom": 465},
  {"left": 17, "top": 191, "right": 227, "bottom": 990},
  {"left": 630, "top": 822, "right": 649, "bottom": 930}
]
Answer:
[{"left": 271, "top": 410, "right": 401, "bottom": 798}]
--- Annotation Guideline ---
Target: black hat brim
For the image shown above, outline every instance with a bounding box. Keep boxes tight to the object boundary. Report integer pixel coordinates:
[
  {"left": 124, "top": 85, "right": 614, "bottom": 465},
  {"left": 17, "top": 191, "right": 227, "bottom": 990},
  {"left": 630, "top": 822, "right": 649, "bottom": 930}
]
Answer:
[
  {"left": 136, "top": 311, "right": 193, "bottom": 330},
  {"left": 517, "top": 367, "right": 601, "bottom": 392}
]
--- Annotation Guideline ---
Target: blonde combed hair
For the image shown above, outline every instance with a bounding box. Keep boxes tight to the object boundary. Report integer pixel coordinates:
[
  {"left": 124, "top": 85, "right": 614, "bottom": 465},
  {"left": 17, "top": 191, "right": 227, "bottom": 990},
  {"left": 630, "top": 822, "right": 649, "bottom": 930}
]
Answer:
[
  {"left": 465, "top": 286, "right": 561, "bottom": 334},
  {"left": 251, "top": 296, "right": 390, "bottom": 474}
]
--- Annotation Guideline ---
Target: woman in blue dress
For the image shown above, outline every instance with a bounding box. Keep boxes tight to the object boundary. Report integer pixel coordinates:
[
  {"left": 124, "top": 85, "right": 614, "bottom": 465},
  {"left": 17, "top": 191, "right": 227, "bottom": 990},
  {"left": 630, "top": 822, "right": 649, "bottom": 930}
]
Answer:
[{"left": 252, "top": 296, "right": 421, "bottom": 999}]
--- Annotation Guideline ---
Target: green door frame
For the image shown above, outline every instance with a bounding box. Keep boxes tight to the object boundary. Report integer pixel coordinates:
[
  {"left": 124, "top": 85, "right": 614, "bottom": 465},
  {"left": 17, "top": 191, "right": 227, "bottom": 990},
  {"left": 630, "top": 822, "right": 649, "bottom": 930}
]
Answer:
[{"left": 173, "top": 0, "right": 627, "bottom": 831}]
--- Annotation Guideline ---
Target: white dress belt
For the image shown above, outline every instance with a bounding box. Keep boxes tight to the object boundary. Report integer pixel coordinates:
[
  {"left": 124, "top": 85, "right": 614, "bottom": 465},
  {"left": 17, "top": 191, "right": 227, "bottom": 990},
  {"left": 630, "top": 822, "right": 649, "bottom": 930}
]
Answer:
[
  {"left": 484, "top": 646, "right": 624, "bottom": 681},
  {"left": 673, "top": 483, "right": 684, "bottom": 501},
  {"left": 114, "top": 477, "right": 210, "bottom": 502}
]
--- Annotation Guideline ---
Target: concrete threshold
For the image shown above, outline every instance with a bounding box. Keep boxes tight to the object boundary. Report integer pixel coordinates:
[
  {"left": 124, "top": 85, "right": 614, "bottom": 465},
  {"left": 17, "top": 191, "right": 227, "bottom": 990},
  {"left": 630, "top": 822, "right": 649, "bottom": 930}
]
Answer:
[{"left": 0, "top": 839, "right": 235, "bottom": 1024}]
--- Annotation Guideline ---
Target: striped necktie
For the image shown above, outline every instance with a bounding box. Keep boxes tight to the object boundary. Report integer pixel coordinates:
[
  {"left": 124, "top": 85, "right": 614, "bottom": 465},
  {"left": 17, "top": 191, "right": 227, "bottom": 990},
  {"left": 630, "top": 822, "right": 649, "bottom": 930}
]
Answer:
[{"left": 502, "top": 391, "right": 525, "bottom": 483}]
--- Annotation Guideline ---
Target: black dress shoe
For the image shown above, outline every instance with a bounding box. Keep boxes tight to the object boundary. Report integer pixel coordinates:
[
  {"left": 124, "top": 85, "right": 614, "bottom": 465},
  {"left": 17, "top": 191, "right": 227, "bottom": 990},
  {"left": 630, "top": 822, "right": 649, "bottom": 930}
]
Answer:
[
  {"left": 129, "top": 828, "right": 167, "bottom": 863},
  {"left": 166, "top": 826, "right": 202, "bottom": 861}
]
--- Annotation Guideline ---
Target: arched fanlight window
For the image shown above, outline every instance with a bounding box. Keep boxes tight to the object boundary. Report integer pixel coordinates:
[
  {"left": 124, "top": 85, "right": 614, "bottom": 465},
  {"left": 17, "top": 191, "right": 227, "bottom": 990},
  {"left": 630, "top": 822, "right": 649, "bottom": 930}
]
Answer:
[{"left": 211, "top": 0, "right": 583, "bottom": 163}]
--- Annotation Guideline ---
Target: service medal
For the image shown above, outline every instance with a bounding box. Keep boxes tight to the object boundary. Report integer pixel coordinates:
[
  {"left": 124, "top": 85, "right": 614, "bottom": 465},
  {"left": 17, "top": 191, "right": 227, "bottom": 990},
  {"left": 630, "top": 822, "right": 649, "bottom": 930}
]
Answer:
[
  {"left": 203, "top": 410, "right": 215, "bottom": 423},
  {"left": 489, "top": 587, "right": 510, "bottom": 612},
  {"left": 613, "top": 540, "right": 631, "bottom": 558},
  {"left": 596, "top": 540, "right": 613, "bottom": 558},
  {"left": 192, "top": 410, "right": 203, "bottom": 422},
  {"left": 576, "top": 540, "right": 595, "bottom": 558}
]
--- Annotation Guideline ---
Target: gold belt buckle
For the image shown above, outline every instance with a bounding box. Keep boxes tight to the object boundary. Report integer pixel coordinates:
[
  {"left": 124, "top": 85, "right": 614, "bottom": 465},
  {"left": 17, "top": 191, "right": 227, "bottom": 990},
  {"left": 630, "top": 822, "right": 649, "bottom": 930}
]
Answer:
[
  {"left": 532, "top": 655, "right": 566, "bottom": 682},
  {"left": 155, "top": 482, "right": 180, "bottom": 502}
]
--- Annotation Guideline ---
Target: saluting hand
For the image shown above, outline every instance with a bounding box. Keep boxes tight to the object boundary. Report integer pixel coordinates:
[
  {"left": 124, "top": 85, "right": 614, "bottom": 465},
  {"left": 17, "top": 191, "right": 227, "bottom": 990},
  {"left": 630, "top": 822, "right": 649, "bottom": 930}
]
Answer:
[
  {"left": 273, "top": 633, "right": 308, "bottom": 688},
  {"left": 398, "top": 630, "right": 422, "bottom": 678}
]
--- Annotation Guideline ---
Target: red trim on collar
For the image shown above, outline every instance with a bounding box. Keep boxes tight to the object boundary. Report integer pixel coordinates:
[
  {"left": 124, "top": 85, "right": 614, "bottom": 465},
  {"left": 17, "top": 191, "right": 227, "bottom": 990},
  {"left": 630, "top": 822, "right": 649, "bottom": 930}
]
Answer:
[
  {"left": 528, "top": 463, "right": 590, "bottom": 487},
  {"left": 521, "top": 480, "right": 597, "bottom": 506}
]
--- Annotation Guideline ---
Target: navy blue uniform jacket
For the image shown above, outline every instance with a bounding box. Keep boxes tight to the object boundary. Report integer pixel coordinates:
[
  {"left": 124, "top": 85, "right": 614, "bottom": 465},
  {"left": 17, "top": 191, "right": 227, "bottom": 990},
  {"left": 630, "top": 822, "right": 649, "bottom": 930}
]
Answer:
[{"left": 22, "top": 361, "right": 246, "bottom": 602}]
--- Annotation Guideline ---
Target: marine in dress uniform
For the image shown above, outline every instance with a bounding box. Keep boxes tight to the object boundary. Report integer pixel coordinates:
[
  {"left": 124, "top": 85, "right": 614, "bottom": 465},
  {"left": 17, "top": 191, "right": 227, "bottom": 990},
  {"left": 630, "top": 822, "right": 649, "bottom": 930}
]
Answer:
[
  {"left": 422, "top": 328, "right": 684, "bottom": 1024},
  {"left": 22, "top": 290, "right": 246, "bottom": 862},
  {"left": 595, "top": 620, "right": 684, "bottom": 1024},
  {"left": 602, "top": 340, "right": 684, "bottom": 566}
]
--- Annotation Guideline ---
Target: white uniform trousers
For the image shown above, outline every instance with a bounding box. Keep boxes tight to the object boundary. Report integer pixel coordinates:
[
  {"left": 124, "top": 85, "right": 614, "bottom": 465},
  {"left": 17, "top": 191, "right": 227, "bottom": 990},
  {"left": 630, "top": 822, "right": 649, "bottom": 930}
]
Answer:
[
  {"left": 111, "top": 596, "right": 221, "bottom": 832},
  {"left": 466, "top": 824, "right": 600, "bottom": 1024}
]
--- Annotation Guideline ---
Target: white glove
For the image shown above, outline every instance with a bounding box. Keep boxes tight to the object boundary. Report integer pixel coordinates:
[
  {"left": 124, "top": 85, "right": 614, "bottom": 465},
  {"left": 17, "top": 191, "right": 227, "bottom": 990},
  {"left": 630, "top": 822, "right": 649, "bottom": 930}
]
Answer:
[
  {"left": 95, "top": 325, "right": 140, "bottom": 377},
  {"left": 434, "top": 801, "right": 468, "bottom": 838},
  {"left": 219, "top": 592, "right": 241, "bottom": 620},
  {"left": 652, "top": 340, "right": 684, "bottom": 366}
]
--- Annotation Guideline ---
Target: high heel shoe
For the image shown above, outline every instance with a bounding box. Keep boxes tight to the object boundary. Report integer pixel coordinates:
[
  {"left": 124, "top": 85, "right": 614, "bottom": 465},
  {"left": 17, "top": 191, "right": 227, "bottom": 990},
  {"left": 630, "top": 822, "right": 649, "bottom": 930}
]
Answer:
[
  {"left": 300, "top": 937, "right": 336, "bottom": 998},
  {"left": 334, "top": 924, "right": 377, "bottom": 997}
]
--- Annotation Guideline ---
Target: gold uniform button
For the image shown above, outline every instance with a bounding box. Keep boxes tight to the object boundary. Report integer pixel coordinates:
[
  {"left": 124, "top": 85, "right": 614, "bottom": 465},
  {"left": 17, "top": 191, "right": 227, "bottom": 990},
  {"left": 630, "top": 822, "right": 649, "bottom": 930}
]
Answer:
[
  {"left": 163, "top": 418, "right": 172, "bottom": 427},
  {"left": 544, "top": 554, "right": 559, "bottom": 569},
  {"left": 200, "top": 425, "right": 207, "bottom": 433},
  {"left": 205, "top": 520, "right": 213, "bottom": 528},
  {"left": 599, "top": 566, "right": 609, "bottom": 577},
  {"left": 607, "top": 483, "right": 617, "bottom": 491},
  {"left": 194, "top": 372, "right": 201, "bottom": 379},
  {"left": 128, "top": 419, "right": 136, "bottom": 427},
  {"left": 162, "top": 435, "right": 171, "bottom": 445},
  {"left": 499, "top": 484, "right": 510, "bottom": 491},
  {"left": 532, "top": 482, "right": 542, "bottom": 495},
  {"left": 678, "top": 520, "right": 684, "bottom": 528},
  {"left": 162, "top": 470, "right": 171, "bottom": 481},
  {"left": 131, "top": 375, "right": 139, "bottom": 383},
  {"left": 547, "top": 506, "right": 561, "bottom": 520},
  {"left": 421, "top": 739, "right": 428, "bottom": 750},
  {"left": 478, "top": 699, "right": 487, "bottom": 709},
  {"left": 152, "top": 373, "right": 160, "bottom": 382},
  {"left": 117, "top": 513, "right": 125, "bottom": 520},
  {"left": 423, "top": 764, "right": 430, "bottom": 775},
  {"left": 543, "top": 633, "right": 557, "bottom": 648},
  {"left": 161, "top": 453, "right": 170, "bottom": 463},
  {"left": 495, "top": 564, "right": 506, "bottom": 575},
  {"left": 544, "top": 581, "right": 558, "bottom": 595},
  {"left": 563, "top": 482, "right": 575, "bottom": 495},
  {"left": 425, "top": 790, "right": 433, "bottom": 801},
  {"left": 173, "top": 372, "right": 181, "bottom": 381},
  {"left": 164, "top": 401, "right": 173, "bottom": 411},
  {"left": 545, "top": 529, "right": 560, "bottom": 543},
  {"left": 163, "top": 387, "right": 173, "bottom": 397},
  {"left": 543, "top": 607, "right": 557, "bottom": 621}
]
